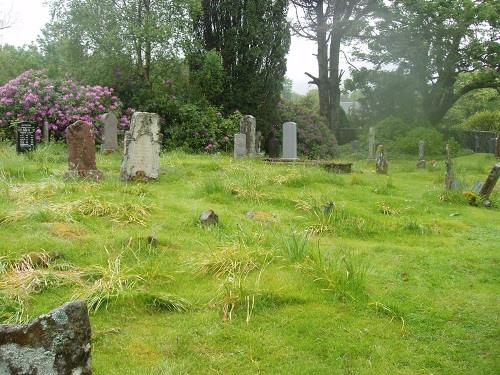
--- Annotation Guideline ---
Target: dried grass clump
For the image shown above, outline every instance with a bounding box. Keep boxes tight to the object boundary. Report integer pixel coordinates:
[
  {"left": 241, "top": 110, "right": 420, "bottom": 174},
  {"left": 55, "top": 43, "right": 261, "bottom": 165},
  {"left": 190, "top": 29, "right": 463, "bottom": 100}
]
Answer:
[
  {"left": 0, "top": 197, "right": 151, "bottom": 226},
  {"left": 8, "top": 181, "right": 66, "bottom": 204},
  {"left": 145, "top": 293, "right": 192, "bottom": 313},
  {"left": 76, "top": 253, "right": 142, "bottom": 312},
  {"left": 187, "top": 245, "right": 263, "bottom": 278},
  {"left": 378, "top": 202, "right": 401, "bottom": 216}
]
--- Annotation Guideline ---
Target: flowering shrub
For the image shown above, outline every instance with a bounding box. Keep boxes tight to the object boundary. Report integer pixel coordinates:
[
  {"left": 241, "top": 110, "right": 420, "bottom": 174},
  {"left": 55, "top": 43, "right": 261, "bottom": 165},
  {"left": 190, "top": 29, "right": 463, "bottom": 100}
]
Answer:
[
  {"left": 0, "top": 70, "right": 131, "bottom": 138},
  {"left": 278, "top": 100, "right": 337, "bottom": 159}
]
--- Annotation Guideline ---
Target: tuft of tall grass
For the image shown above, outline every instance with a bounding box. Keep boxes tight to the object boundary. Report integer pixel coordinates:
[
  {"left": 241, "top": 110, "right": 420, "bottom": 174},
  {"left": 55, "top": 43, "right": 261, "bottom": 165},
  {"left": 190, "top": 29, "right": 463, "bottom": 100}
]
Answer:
[
  {"left": 305, "top": 206, "right": 374, "bottom": 237},
  {"left": 145, "top": 293, "right": 192, "bottom": 313},
  {"left": 76, "top": 252, "right": 142, "bottom": 313},
  {"left": 281, "top": 231, "right": 310, "bottom": 262},
  {"left": 0, "top": 293, "right": 29, "bottom": 324},
  {"left": 186, "top": 245, "right": 263, "bottom": 279},
  {"left": 301, "top": 248, "right": 367, "bottom": 302},
  {"left": 0, "top": 197, "right": 151, "bottom": 226}
]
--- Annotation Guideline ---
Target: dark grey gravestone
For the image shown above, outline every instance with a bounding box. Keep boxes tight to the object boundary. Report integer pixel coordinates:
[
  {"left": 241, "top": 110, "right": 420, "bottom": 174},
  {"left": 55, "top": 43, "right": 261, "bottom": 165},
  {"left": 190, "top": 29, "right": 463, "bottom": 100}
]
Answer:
[
  {"left": 199, "top": 210, "right": 218, "bottom": 226},
  {"left": 0, "top": 300, "right": 92, "bottom": 375},
  {"left": 15, "top": 122, "right": 37, "bottom": 154},
  {"left": 267, "top": 135, "right": 280, "bottom": 159},
  {"left": 100, "top": 113, "right": 119, "bottom": 153}
]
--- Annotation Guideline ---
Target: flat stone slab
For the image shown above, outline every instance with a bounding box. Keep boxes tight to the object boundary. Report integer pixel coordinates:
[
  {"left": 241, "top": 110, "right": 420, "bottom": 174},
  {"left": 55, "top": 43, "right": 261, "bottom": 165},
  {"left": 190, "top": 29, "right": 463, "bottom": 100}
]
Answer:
[
  {"left": 264, "top": 159, "right": 352, "bottom": 173},
  {"left": 0, "top": 300, "right": 92, "bottom": 375}
]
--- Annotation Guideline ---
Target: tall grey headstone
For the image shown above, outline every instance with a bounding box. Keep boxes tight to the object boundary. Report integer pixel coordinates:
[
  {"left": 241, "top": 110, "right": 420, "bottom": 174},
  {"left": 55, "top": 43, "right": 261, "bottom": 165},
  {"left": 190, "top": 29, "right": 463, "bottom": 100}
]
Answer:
[
  {"left": 239, "top": 115, "right": 256, "bottom": 156},
  {"left": 368, "top": 127, "right": 376, "bottom": 159},
  {"left": 43, "top": 121, "right": 49, "bottom": 143},
  {"left": 121, "top": 112, "right": 161, "bottom": 181},
  {"left": 255, "top": 131, "right": 262, "bottom": 154},
  {"left": 444, "top": 143, "right": 454, "bottom": 190},
  {"left": 282, "top": 122, "right": 298, "bottom": 160},
  {"left": 416, "top": 140, "right": 426, "bottom": 168},
  {"left": 101, "top": 112, "right": 119, "bottom": 153},
  {"left": 351, "top": 140, "right": 360, "bottom": 153},
  {"left": 233, "top": 133, "right": 247, "bottom": 159}
]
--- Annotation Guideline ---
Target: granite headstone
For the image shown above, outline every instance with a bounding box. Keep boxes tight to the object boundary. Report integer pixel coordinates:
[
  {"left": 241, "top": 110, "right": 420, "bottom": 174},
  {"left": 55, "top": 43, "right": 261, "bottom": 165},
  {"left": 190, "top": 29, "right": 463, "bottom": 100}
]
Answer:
[
  {"left": 282, "top": 122, "right": 298, "bottom": 160},
  {"left": 120, "top": 112, "right": 161, "bottom": 181},
  {"left": 100, "top": 112, "right": 119, "bottom": 154},
  {"left": 15, "top": 122, "right": 37, "bottom": 153}
]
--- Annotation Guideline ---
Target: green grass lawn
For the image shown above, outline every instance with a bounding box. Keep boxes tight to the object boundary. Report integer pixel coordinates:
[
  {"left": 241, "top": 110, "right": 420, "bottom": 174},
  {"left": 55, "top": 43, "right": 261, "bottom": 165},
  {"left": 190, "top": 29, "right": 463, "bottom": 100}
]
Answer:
[{"left": 0, "top": 143, "right": 498, "bottom": 374}]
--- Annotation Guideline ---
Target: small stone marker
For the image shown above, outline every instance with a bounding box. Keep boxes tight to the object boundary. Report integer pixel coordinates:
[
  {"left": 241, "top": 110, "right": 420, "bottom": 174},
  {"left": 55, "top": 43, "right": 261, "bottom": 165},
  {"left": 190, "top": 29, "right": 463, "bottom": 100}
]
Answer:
[
  {"left": 240, "top": 115, "right": 256, "bottom": 156},
  {"left": 15, "top": 122, "right": 37, "bottom": 153},
  {"left": 255, "top": 131, "right": 262, "bottom": 154},
  {"left": 368, "top": 127, "right": 376, "bottom": 159},
  {"left": 416, "top": 140, "right": 426, "bottom": 168},
  {"left": 0, "top": 300, "right": 92, "bottom": 375},
  {"left": 101, "top": 112, "right": 119, "bottom": 153},
  {"left": 43, "top": 121, "right": 50, "bottom": 143},
  {"left": 199, "top": 210, "right": 218, "bottom": 226},
  {"left": 479, "top": 162, "right": 500, "bottom": 201},
  {"left": 267, "top": 132, "right": 280, "bottom": 158},
  {"left": 444, "top": 143, "right": 454, "bottom": 190},
  {"left": 233, "top": 133, "right": 247, "bottom": 159},
  {"left": 65, "top": 120, "right": 103, "bottom": 180},
  {"left": 496, "top": 135, "right": 500, "bottom": 158},
  {"left": 375, "top": 144, "right": 388, "bottom": 174},
  {"left": 121, "top": 112, "right": 161, "bottom": 181},
  {"left": 351, "top": 140, "right": 359, "bottom": 153},
  {"left": 282, "top": 122, "right": 298, "bottom": 160}
]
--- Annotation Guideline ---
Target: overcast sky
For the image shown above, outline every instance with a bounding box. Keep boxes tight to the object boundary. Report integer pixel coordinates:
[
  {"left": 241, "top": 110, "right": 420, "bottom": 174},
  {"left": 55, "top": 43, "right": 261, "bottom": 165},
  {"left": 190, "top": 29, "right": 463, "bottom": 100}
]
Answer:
[{"left": 0, "top": 0, "right": 342, "bottom": 95}]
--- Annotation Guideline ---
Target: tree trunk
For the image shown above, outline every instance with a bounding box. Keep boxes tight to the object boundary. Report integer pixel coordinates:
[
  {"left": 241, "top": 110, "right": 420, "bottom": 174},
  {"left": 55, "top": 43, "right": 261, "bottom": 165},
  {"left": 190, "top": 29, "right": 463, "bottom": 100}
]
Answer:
[
  {"left": 329, "top": 29, "right": 342, "bottom": 133},
  {"left": 143, "top": 0, "right": 151, "bottom": 86},
  {"left": 316, "top": 1, "right": 330, "bottom": 121}
]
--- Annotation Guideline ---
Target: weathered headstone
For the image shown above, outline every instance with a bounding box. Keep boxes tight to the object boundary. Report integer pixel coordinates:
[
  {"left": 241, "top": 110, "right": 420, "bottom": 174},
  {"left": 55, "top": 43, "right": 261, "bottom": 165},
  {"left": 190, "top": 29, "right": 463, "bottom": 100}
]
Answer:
[
  {"left": 282, "top": 122, "right": 298, "bottom": 160},
  {"left": 199, "top": 210, "right": 218, "bottom": 226},
  {"left": 351, "top": 140, "right": 359, "bottom": 153},
  {"left": 368, "top": 127, "right": 376, "bottom": 159},
  {"left": 100, "top": 112, "right": 119, "bottom": 154},
  {"left": 267, "top": 132, "right": 280, "bottom": 158},
  {"left": 444, "top": 143, "right": 454, "bottom": 190},
  {"left": 474, "top": 135, "right": 480, "bottom": 152},
  {"left": 239, "top": 115, "right": 256, "bottom": 156},
  {"left": 43, "top": 121, "right": 50, "bottom": 143},
  {"left": 375, "top": 144, "right": 388, "bottom": 174},
  {"left": 233, "top": 133, "right": 247, "bottom": 159},
  {"left": 0, "top": 300, "right": 92, "bottom": 375},
  {"left": 479, "top": 162, "right": 500, "bottom": 201},
  {"left": 416, "top": 140, "right": 426, "bottom": 168},
  {"left": 15, "top": 122, "right": 37, "bottom": 154},
  {"left": 255, "top": 131, "right": 262, "bottom": 154},
  {"left": 65, "top": 121, "right": 103, "bottom": 180},
  {"left": 120, "top": 112, "right": 161, "bottom": 181}
]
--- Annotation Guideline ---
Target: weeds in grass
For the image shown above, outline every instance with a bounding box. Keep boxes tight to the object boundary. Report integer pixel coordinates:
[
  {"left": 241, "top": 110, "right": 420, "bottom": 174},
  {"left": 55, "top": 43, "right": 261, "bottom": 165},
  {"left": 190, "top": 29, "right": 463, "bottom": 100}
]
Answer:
[
  {"left": 378, "top": 202, "right": 401, "bottom": 216},
  {"left": 401, "top": 217, "right": 435, "bottom": 235},
  {"left": 187, "top": 245, "right": 263, "bottom": 278},
  {"left": 0, "top": 197, "right": 151, "bottom": 226},
  {"left": 145, "top": 293, "right": 192, "bottom": 313},
  {"left": 77, "top": 251, "right": 142, "bottom": 312},
  {"left": 198, "top": 176, "right": 226, "bottom": 196},
  {"left": 350, "top": 175, "right": 367, "bottom": 186},
  {"left": 0, "top": 293, "right": 29, "bottom": 324},
  {"left": 301, "top": 248, "right": 367, "bottom": 301},
  {"left": 368, "top": 301, "right": 405, "bottom": 333},
  {"left": 305, "top": 206, "right": 373, "bottom": 237},
  {"left": 372, "top": 180, "right": 396, "bottom": 195},
  {"left": 281, "top": 231, "right": 310, "bottom": 262}
]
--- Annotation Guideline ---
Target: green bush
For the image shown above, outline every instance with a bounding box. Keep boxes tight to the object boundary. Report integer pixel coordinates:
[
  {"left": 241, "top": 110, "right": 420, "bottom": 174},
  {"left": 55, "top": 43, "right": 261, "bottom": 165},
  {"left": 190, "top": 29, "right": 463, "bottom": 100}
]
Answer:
[
  {"left": 392, "top": 127, "right": 445, "bottom": 156},
  {"left": 462, "top": 111, "right": 500, "bottom": 132},
  {"left": 374, "top": 116, "right": 412, "bottom": 143}
]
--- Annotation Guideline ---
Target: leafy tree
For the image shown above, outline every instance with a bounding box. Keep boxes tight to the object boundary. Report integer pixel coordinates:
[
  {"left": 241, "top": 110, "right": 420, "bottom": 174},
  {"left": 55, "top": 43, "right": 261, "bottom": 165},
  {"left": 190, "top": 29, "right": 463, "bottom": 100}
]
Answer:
[
  {"left": 290, "top": 0, "right": 383, "bottom": 133},
  {"left": 194, "top": 0, "right": 290, "bottom": 133},
  {"left": 355, "top": 0, "right": 499, "bottom": 125},
  {"left": 0, "top": 45, "right": 44, "bottom": 84},
  {"left": 40, "top": 0, "right": 197, "bottom": 101}
]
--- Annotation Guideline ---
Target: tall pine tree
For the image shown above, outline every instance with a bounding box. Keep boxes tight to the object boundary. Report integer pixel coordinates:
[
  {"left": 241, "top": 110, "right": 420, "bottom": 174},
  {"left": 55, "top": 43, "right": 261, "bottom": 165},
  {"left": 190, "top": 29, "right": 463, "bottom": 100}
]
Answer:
[{"left": 194, "top": 0, "right": 290, "bottom": 133}]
